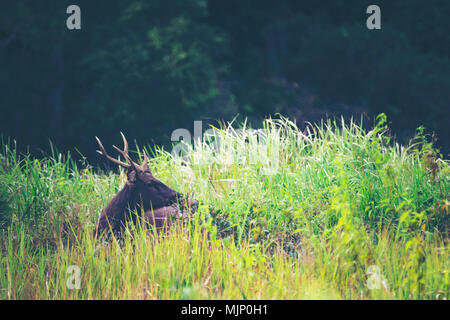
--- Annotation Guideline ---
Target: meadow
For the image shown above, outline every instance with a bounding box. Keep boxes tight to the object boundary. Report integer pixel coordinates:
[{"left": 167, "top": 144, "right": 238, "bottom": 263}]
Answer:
[{"left": 0, "top": 115, "right": 448, "bottom": 299}]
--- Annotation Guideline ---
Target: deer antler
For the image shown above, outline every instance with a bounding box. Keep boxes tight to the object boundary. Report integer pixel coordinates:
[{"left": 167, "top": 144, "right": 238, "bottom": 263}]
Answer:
[
  {"left": 113, "top": 132, "right": 141, "bottom": 170},
  {"left": 96, "top": 132, "right": 140, "bottom": 170}
]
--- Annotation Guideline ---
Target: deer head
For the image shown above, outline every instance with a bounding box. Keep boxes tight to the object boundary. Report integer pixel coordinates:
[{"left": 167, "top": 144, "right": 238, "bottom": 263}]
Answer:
[{"left": 94, "top": 133, "right": 192, "bottom": 238}]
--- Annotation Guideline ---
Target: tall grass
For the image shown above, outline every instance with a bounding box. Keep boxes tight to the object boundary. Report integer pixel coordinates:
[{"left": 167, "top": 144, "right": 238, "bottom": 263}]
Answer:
[{"left": 0, "top": 115, "right": 448, "bottom": 299}]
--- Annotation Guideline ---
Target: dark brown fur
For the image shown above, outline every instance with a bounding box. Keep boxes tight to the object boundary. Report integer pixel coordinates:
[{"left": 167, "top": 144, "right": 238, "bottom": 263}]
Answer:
[{"left": 93, "top": 133, "right": 195, "bottom": 238}]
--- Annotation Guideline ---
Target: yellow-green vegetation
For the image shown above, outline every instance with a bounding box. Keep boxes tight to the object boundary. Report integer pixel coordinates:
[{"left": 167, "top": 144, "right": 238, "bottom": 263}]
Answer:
[{"left": 0, "top": 115, "right": 448, "bottom": 299}]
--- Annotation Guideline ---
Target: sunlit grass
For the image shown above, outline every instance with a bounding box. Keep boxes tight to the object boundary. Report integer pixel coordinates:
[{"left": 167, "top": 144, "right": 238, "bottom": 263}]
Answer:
[{"left": 0, "top": 115, "right": 448, "bottom": 299}]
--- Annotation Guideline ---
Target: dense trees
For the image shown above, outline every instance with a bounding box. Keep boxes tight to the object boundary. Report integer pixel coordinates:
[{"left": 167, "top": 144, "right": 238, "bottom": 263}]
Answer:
[{"left": 0, "top": 0, "right": 448, "bottom": 159}]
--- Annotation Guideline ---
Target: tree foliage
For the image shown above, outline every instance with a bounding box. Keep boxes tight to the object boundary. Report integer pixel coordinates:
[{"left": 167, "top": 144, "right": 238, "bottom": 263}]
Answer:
[{"left": 0, "top": 0, "right": 448, "bottom": 158}]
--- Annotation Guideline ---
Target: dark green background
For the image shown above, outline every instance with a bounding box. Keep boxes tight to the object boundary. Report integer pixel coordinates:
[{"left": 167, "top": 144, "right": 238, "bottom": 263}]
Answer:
[{"left": 1, "top": 0, "right": 449, "bottom": 161}]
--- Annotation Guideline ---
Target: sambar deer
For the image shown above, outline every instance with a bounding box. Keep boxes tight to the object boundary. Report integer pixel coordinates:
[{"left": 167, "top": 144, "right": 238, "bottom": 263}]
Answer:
[{"left": 94, "top": 133, "right": 195, "bottom": 239}]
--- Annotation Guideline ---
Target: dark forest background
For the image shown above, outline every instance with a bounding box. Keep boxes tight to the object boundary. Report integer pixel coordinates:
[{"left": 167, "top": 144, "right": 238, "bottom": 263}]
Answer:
[{"left": 1, "top": 0, "right": 449, "bottom": 162}]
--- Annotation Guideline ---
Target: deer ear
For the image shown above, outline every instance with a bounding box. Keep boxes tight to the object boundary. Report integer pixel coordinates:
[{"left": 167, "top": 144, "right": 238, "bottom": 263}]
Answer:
[
  {"left": 141, "top": 152, "right": 151, "bottom": 174},
  {"left": 126, "top": 168, "right": 137, "bottom": 184}
]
